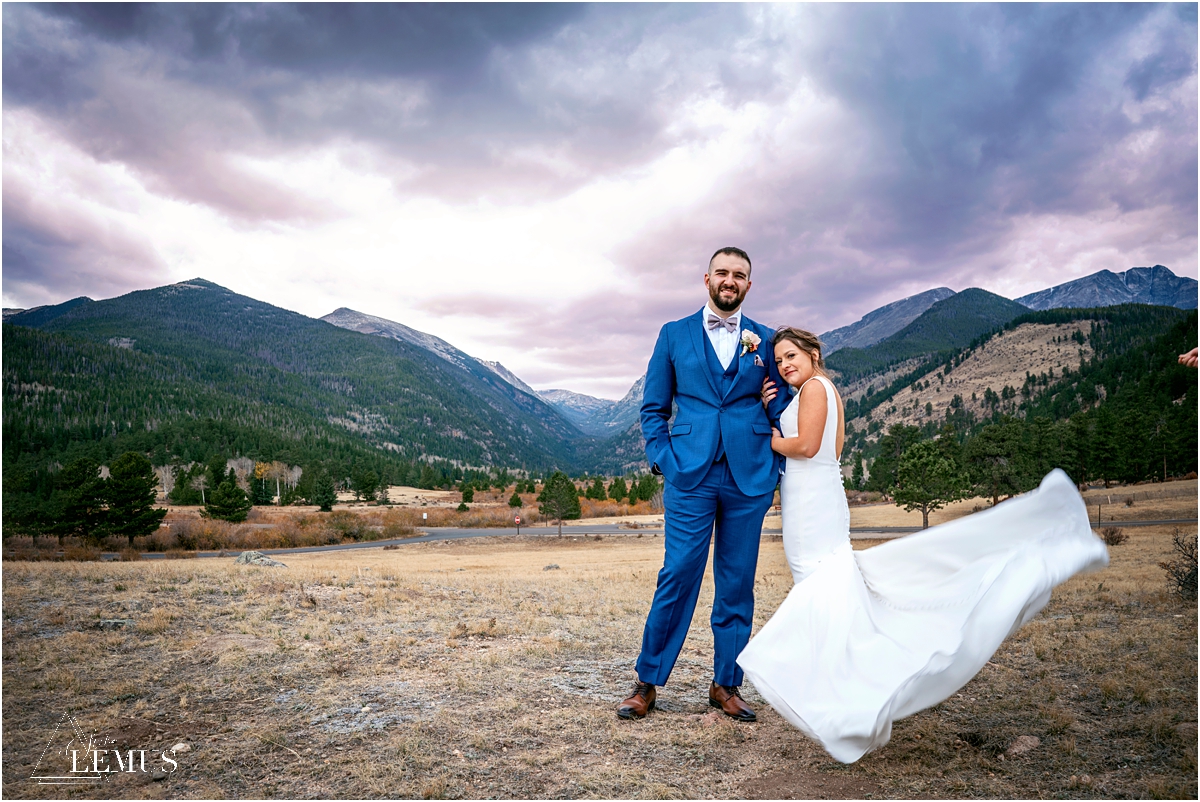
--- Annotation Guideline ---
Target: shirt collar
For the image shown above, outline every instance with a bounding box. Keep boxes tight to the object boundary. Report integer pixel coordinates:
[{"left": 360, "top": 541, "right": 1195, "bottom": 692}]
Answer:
[{"left": 703, "top": 303, "right": 742, "bottom": 327}]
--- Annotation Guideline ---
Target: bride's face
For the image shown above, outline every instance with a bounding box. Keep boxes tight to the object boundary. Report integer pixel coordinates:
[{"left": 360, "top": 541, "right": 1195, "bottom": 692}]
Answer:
[{"left": 775, "top": 340, "right": 817, "bottom": 388}]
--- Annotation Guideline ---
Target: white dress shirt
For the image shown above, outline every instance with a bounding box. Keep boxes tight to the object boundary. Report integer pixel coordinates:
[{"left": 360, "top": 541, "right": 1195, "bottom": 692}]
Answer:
[{"left": 703, "top": 303, "right": 742, "bottom": 370}]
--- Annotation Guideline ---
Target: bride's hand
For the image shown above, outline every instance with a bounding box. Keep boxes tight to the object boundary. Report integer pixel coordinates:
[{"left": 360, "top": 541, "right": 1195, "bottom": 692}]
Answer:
[
  {"left": 761, "top": 379, "right": 778, "bottom": 409},
  {"left": 770, "top": 427, "right": 785, "bottom": 453}
]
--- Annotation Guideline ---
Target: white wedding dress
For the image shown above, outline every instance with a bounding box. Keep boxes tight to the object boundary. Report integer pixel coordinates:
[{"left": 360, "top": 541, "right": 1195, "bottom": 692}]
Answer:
[{"left": 738, "top": 375, "right": 1109, "bottom": 763}]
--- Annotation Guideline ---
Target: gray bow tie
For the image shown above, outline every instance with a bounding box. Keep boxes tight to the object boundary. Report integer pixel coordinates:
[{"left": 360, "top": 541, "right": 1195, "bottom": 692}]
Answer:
[{"left": 707, "top": 314, "right": 738, "bottom": 333}]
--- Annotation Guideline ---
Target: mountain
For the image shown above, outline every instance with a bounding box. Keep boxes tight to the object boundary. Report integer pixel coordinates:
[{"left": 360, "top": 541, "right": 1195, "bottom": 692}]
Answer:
[
  {"left": 476, "top": 359, "right": 538, "bottom": 396},
  {"left": 1016, "top": 265, "right": 1197, "bottom": 311},
  {"left": 320, "top": 307, "right": 540, "bottom": 397},
  {"left": 826, "top": 289, "right": 1032, "bottom": 382},
  {"left": 6, "top": 279, "right": 582, "bottom": 474},
  {"left": 538, "top": 376, "right": 644, "bottom": 439},
  {"left": 538, "top": 389, "right": 618, "bottom": 436},
  {"left": 821, "top": 288, "right": 957, "bottom": 353},
  {"left": 5, "top": 296, "right": 94, "bottom": 328}
]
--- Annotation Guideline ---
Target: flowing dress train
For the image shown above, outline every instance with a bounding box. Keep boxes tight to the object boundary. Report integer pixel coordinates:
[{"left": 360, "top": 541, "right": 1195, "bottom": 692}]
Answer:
[{"left": 737, "top": 376, "right": 1109, "bottom": 763}]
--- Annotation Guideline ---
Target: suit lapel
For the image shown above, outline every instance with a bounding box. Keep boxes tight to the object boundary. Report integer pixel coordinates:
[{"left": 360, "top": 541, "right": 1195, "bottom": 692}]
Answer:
[
  {"left": 687, "top": 311, "right": 722, "bottom": 400},
  {"left": 726, "top": 318, "right": 762, "bottom": 397}
]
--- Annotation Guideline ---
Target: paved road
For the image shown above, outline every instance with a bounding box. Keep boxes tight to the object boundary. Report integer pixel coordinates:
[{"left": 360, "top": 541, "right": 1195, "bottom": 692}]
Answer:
[{"left": 104, "top": 518, "right": 1198, "bottom": 561}]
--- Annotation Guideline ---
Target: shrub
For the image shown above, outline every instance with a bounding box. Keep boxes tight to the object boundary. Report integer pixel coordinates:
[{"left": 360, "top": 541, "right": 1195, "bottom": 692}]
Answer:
[
  {"left": 62, "top": 545, "right": 101, "bottom": 562},
  {"left": 172, "top": 518, "right": 241, "bottom": 551},
  {"left": 272, "top": 515, "right": 340, "bottom": 548},
  {"left": 1159, "top": 529, "right": 1198, "bottom": 601},
  {"left": 324, "top": 510, "right": 377, "bottom": 542},
  {"left": 457, "top": 502, "right": 469, "bottom": 512},
  {"left": 1101, "top": 527, "right": 1128, "bottom": 546},
  {"left": 381, "top": 519, "right": 417, "bottom": 539},
  {"left": 163, "top": 549, "right": 198, "bottom": 560}
]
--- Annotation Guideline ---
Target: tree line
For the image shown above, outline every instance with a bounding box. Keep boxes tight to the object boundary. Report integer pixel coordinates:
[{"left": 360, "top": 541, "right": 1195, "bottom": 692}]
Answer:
[{"left": 847, "top": 309, "right": 1197, "bottom": 524}]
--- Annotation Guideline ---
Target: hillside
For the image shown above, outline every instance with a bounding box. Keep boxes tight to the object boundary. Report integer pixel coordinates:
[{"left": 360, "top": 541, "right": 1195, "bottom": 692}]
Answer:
[
  {"left": 5, "top": 296, "right": 95, "bottom": 328},
  {"left": 844, "top": 320, "right": 1097, "bottom": 438},
  {"left": 574, "top": 419, "right": 647, "bottom": 475},
  {"left": 5, "top": 280, "right": 582, "bottom": 475},
  {"left": 840, "top": 304, "right": 1196, "bottom": 489},
  {"left": 3, "top": 324, "right": 411, "bottom": 480},
  {"left": 320, "top": 306, "right": 556, "bottom": 421},
  {"left": 826, "top": 289, "right": 1031, "bottom": 382}
]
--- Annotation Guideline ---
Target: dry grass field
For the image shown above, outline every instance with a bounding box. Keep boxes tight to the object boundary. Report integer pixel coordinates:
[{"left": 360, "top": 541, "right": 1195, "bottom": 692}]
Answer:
[{"left": 2, "top": 494, "right": 1195, "bottom": 799}]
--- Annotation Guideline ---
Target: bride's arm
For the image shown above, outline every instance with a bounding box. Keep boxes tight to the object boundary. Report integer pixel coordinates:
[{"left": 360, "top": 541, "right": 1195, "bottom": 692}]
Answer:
[{"left": 770, "top": 381, "right": 827, "bottom": 459}]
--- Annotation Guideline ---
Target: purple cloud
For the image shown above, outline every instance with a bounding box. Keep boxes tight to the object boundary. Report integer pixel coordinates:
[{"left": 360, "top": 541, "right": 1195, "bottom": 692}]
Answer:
[{"left": 3, "top": 3, "right": 1195, "bottom": 390}]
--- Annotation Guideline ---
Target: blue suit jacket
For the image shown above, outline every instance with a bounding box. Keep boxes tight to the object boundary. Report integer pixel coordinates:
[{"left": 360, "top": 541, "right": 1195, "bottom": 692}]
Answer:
[{"left": 641, "top": 310, "right": 788, "bottom": 496}]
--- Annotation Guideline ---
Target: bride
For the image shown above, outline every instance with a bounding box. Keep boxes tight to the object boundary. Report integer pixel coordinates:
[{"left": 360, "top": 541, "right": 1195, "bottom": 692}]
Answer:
[{"left": 737, "top": 327, "right": 1109, "bottom": 763}]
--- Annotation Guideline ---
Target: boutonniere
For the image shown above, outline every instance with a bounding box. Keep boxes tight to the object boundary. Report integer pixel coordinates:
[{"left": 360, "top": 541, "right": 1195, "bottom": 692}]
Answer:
[{"left": 740, "top": 330, "right": 761, "bottom": 356}]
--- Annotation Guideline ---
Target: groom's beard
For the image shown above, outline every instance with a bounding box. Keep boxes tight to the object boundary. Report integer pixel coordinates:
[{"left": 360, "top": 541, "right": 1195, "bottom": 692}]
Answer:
[{"left": 709, "top": 282, "right": 747, "bottom": 312}]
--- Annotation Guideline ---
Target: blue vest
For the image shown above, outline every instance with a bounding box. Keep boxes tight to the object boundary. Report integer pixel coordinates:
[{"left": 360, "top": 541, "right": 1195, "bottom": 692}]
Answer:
[{"left": 702, "top": 333, "right": 740, "bottom": 460}]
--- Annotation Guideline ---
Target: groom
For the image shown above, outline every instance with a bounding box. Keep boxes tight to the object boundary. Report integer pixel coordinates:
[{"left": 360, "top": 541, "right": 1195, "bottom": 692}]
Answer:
[{"left": 619, "top": 246, "right": 788, "bottom": 722}]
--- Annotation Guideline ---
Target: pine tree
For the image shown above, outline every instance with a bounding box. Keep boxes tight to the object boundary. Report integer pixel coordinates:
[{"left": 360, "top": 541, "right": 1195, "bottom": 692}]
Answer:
[
  {"left": 461, "top": 485, "right": 475, "bottom": 503},
  {"left": 608, "top": 476, "right": 628, "bottom": 502},
  {"left": 865, "top": 424, "right": 922, "bottom": 493},
  {"left": 203, "top": 477, "right": 252, "bottom": 523},
  {"left": 635, "top": 475, "right": 661, "bottom": 508},
  {"left": 106, "top": 452, "right": 168, "bottom": 546},
  {"left": 508, "top": 490, "right": 522, "bottom": 508},
  {"left": 312, "top": 473, "right": 337, "bottom": 512},
  {"left": 1091, "top": 407, "right": 1122, "bottom": 488},
  {"left": 586, "top": 477, "right": 607, "bottom": 501},
  {"left": 626, "top": 476, "right": 642, "bottom": 504},
  {"left": 538, "top": 471, "right": 581, "bottom": 535},
  {"left": 964, "top": 421, "right": 1032, "bottom": 505},
  {"left": 51, "top": 458, "right": 109, "bottom": 545},
  {"left": 352, "top": 469, "right": 379, "bottom": 502},
  {"left": 850, "top": 453, "right": 865, "bottom": 491},
  {"left": 891, "top": 440, "right": 969, "bottom": 529}
]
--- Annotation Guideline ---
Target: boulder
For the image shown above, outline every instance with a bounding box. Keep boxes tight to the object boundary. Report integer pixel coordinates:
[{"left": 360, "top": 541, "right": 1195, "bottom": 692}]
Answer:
[{"left": 235, "top": 551, "right": 287, "bottom": 568}]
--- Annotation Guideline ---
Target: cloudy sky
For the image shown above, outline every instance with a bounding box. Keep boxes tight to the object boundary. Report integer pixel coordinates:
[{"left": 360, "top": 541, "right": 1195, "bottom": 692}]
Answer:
[{"left": 4, "top": 3, "right": 1196, "bottom": 397}]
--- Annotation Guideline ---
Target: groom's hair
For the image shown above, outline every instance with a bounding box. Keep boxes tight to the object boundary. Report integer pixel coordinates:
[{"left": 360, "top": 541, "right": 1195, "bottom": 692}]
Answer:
[
  {"left": 773, "top": 327, "right": 826, "bottom": 371},
  {"left": 708, "top": 246, "right": 751, "bottom": 275}
]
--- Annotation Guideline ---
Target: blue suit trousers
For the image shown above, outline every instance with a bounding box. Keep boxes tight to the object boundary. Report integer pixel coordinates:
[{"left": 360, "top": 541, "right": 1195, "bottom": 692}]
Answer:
[{"left": 635, "top": 458, "right": 774, "bottom": 687}]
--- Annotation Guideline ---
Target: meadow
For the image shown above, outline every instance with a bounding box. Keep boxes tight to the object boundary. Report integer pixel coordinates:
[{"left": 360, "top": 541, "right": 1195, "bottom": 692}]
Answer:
[{"left": 1, "top": 494, "right": 1195, "bottom": 800}]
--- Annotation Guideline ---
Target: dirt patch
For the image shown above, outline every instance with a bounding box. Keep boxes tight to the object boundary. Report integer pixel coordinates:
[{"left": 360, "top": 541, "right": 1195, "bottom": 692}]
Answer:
[
  {"left": 196, "top": 634, "right": 275, "bottom": 654},
  {"left": 742, "top": 769, "right": 883, "bottom": 799}
]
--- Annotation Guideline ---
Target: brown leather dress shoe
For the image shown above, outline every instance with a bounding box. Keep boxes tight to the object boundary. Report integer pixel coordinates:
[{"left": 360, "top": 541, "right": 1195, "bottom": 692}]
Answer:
[
  {"left": 709, "top": 682, "right": 756, "bottom": 722},
  {"left": 617, "top": 681, "right": 656, "bottom": 719}
]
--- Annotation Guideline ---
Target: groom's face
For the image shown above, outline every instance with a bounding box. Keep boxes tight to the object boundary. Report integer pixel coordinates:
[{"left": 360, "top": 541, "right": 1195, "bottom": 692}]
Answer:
[{"left": 705, "top": 254, "right": 752, "bottom": 313}]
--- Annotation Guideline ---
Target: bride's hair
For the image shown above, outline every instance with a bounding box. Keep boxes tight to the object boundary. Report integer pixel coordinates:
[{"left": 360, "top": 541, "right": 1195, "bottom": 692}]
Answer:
[{"left": 773, "top": 327, "right": 826, "bottom": 372}]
